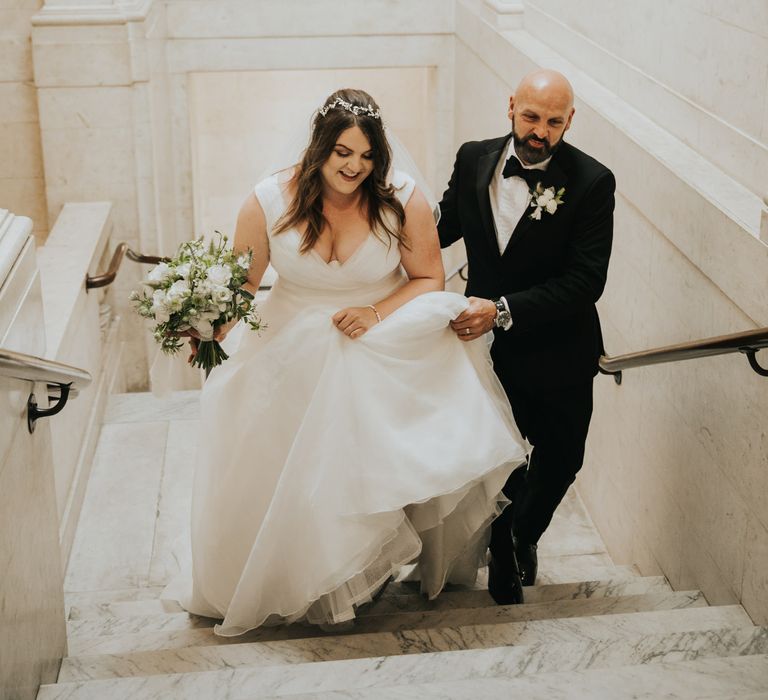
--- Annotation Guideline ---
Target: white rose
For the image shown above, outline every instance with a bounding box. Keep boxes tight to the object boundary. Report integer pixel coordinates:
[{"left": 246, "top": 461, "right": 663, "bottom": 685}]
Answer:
[
  {"left": 545, "top": 199, "right": 558, "bottom": 214},
  {"left": 195, "top": 279, "right": 213, "bottom": 296},
  {"left": 147, "top": 262, "right": 173, "bottom": 284},
  {"left": 175, "top": 262, "right": 192, "bottom": 279},
  {"left": 212, "top": 286, "right": 232, "bottom": 304},
  {"left": 538, "top": 189, "right": 554, "bottom": 204},
  {"left": 151, "top": 290, "right": 171, "bottom": 322},
  {"left": 167, "top": 279, "right": 191, "bottom": 298},
  {"left": 207, "top": 264, "right": 232, "bottom": 287}
]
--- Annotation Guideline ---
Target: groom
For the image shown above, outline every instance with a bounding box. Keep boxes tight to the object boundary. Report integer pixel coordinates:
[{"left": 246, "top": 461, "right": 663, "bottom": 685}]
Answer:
[{"left": 438, "top": 69, "right": 615, "bottom": 604}]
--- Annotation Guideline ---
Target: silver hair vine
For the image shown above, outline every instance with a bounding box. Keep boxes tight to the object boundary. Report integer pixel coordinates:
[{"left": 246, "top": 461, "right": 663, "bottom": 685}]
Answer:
[{"left": 318, "top": 97, "right": 381, "bottom": 120}]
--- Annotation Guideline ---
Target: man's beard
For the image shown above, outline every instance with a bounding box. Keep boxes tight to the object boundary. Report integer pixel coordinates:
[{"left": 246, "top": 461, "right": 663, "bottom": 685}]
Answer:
[{"left": 512, "top": 118, "right": 563, "bottom": 164}]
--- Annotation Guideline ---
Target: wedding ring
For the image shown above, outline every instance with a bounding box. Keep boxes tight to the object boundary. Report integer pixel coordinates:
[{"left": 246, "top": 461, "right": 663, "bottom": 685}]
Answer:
[{"left": 464, "top": 328, "right": 470, "bottom": 336}]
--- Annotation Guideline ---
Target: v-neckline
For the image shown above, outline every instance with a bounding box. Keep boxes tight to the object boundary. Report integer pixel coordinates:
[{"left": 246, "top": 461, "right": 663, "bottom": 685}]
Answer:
[
  {"left": 274, "top": 174, "right": 374, "bottom": 269},
  {"left": 308, "top": 233, "right": 373, "bottom": 268}
]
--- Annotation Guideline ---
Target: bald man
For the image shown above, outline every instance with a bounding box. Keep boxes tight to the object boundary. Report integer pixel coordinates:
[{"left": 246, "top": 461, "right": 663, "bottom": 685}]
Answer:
[{"left": 438, "top": 70, "right": 615, "bottom": 604}]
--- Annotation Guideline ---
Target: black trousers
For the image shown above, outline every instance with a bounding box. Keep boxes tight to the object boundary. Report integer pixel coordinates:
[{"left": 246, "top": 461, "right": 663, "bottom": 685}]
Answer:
[{"left": 491, "top": 361, "right": 594, "bottom": 548}]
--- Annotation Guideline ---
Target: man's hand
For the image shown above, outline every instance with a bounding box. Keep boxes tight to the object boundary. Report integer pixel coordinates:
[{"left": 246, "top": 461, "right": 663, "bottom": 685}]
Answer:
[{"left": 450, "top": 297, "right": 497, "bottom": 341}]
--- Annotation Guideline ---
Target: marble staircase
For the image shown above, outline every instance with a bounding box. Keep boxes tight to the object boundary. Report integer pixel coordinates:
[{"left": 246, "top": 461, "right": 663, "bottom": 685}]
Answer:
[{"left": 37, "top": 391, "right": 768, "bottom": 699}]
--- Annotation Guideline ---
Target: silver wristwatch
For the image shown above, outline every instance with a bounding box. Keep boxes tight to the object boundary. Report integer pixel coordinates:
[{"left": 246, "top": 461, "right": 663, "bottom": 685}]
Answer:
[{"left": 492, "top": 298, "right": 511, "bottom": 329}]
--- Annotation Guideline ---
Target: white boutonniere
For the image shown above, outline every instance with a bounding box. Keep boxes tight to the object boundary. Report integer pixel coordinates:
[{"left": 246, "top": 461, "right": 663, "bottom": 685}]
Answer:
[{"left": 528, "top": 183, "right": 565, "bottom": 220}]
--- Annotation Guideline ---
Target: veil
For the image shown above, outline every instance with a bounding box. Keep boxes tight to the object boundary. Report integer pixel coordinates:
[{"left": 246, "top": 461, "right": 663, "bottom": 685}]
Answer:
[{"left": 257, "top": 114, "right": 441, "bottom": 222}]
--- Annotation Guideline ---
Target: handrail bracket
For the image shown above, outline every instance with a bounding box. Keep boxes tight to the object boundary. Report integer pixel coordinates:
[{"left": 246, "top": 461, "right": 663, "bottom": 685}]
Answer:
[
  {"left": 27, "top": 383, "right": 72, "bottom": 434},
  {"left": 743, "top": 348, "right": 768, "bottom": 377}
]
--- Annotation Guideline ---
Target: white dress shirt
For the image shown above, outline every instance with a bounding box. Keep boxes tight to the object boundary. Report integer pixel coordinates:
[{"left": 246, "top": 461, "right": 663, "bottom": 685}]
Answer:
[{"left": 489, "top": 140, "right": 551, "bottom": 329}]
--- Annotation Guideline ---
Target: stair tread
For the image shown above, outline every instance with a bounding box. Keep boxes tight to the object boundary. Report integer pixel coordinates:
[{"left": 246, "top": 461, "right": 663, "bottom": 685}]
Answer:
[
  {"left": 66, "top": 590, "right": 706, "bottom": 645},
  {"left": 52, "top": 625, "right": 768, "bottom": 689},
  {"left": 42, "top": 628, "right": 768, "bottom": 698},
  {"left": 67, "top": 577, "right": 671, "bottom": 621},
  {"left": 253, "top": 654, "right": 768, "bottom": 700},
  {"left": 61, "top": 605, "right": 753, "bottom": 671}
]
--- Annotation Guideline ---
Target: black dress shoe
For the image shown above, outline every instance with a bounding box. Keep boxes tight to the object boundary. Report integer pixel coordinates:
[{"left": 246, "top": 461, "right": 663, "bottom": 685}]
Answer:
[
  {"left": 515, "top": 538, "right": 538, "bottom": 587},
  {"left": 487, "top": 552, "right": 524, "bottom": 605}
]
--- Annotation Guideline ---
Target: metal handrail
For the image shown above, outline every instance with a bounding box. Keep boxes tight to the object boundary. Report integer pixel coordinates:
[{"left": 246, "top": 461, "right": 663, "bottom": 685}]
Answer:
[
  {"left": 86, "top": 244, "right": 170, "bottom": 290},
  {"left": 1, "top": 349, "right": 92, "bottom": 432},
  {"left": 446, "top": 261, "right": 468, "bottom": 282},
  {"left": 0, "top": 348, "right": 92, "bottom": 396},
  {"left": 600, "top": 326, "right": 768, "bottom": 384}
]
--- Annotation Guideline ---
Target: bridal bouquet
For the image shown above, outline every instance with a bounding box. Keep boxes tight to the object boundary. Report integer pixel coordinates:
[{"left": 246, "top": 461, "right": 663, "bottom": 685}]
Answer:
[{"left": 130, "top": 234, "right": 263, "bottom": 371}]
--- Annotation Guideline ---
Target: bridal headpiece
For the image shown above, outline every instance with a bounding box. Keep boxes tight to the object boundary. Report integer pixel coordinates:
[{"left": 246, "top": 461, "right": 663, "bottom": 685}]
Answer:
[{"left": 319, "top": 97, "right": 381, "bottom": 120}]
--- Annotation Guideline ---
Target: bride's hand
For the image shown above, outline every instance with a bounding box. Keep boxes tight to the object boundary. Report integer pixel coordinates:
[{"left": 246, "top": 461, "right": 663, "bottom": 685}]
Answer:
[
  {"left": 178, "top": 319, "right": 237, "bottom": 364},
  {"left": 332, "top": 306, "right": 379, "bottom": 339}
]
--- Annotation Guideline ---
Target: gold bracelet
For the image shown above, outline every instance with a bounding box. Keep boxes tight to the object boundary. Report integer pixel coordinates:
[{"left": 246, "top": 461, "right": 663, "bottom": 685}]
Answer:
[{"left": 367, "top": 304, "right": 382, "bottom": 323}]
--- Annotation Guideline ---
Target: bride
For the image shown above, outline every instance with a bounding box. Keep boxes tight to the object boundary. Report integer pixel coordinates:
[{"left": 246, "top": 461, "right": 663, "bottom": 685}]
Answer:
[{"left": 180, "top": 88, "right": 528, "bottom": 635}]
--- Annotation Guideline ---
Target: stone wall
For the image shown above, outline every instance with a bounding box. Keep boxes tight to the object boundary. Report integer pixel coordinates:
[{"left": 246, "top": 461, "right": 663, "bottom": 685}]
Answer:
[
  {"left": 0, "top": 0, "right": 48, "bottom": 241},
  {"left": 522, "top": 0, "right": 768, "bottom": 198}
]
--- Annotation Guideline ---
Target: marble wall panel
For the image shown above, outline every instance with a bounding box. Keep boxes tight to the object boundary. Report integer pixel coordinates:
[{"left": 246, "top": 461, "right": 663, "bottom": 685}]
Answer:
[
  {"left": 164, "top": 0, "right": 454, "bottom": 38},
  {"left": 0, "top": 407, "right": 66, "bottom": 700},
  {"left": 522, "top": 0, "right": 768, "bottom": 197},
  {"left": 31, "top": 22, "right": 134, "bottom": 88},
  {"left": 166, "top": 34, "right": 453, "bottom": 74},
  {"left": 0, "top": 2, "right": 48, "bottom": 239},
  {"left": 0, "top": 230, "right": 66, "bottom": 699},
  {"left": 189, "top": 67, "right": 439, "bottom": 237}
]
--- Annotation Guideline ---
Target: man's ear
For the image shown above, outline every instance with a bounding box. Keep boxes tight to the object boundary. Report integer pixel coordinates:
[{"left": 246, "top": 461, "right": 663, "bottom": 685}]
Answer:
[
  {"left": 507, "top": 95, "right": 515, "bottom": 121},
  {"left": 564, "top": 107, "right": 575, "bottom": 132}
]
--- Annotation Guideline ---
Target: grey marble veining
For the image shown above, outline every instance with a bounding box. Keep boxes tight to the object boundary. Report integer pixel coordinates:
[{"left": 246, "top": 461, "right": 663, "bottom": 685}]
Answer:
[
  {"left": 68, "top": 598, "right": 184, "bottom": 621},
  {"left": 103, "top": 391, "right": 201, "bottom": 423},
  {"left": 66, "top": 577, "right": 670, "bottom": 621},
  {"left": 62, "top": 605, "right": 753, "bottom": 670},
  {"left": 42, "top": 632, "right": 768, "bottom": 699},
  {"left": 67, "top": 611, "right": 216, "bottom": 639},
  {"left": 65, "top": 586, "right": 166, "bottom": 615},
  {"left": 52, "top": 625, "right": 768, "bottom": 693},
  {"left": 65, "top": 591, "right": 705, "bottom": 645},
  {"left": 253, "top": 654, "right": 768, "bottom": 699}
]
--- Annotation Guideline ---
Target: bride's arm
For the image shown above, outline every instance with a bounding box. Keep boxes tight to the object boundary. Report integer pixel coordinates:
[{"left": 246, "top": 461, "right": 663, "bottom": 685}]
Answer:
[
  {"left": 332, "top": 187, "right": 444, "bottom": 337},
  {"left": 375, "top": 187, "right": 445, "bottom": 315},
  {"left": 232, "top": 192, "right": 270, "bottom": 296}
]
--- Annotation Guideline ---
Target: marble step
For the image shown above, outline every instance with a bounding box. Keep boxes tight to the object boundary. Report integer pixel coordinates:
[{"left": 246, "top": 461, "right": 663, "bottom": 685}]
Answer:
[
  {"left": 47, "top": 625, "right": 768, "bottom": 695},
  {"left": 256, "top": 654, "right": 768, "bottom": 699},
  {"left": 60, "top": 604, "right": 753, "bottom": 677},
  {"left": 67, "top": 577, "right": 670, "bottom": 621},
  {"left": 66, "top": 590, "right": 705, "bottom": 649}
]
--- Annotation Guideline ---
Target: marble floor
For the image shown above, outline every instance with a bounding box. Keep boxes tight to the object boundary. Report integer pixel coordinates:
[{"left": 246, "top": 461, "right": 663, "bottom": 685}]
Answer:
[{"left": 46, "top": 390, "right": 768, "bottom": 699}]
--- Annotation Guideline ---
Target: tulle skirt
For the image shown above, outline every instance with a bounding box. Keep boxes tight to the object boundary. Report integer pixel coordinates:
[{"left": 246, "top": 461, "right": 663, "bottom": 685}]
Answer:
[{"left": 177, "top": 288, "right": 528, "bottom": 635}]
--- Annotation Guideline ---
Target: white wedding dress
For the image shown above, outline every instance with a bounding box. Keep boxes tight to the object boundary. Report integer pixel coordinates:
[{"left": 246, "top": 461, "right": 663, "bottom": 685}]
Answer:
[{"left": 179, "top": 170, "right": 528, "bottom": 635}]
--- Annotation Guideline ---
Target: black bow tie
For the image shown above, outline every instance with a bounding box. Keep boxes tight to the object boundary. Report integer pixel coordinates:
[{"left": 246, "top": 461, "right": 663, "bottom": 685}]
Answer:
[{"left": 502, "top": 155, "right": 543, "bottom": 188}]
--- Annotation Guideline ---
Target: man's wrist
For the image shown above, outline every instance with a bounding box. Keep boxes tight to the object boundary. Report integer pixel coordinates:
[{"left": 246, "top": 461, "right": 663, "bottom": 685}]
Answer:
[{"left": 492, "top": 297, "right": 513, "bottom": 330}]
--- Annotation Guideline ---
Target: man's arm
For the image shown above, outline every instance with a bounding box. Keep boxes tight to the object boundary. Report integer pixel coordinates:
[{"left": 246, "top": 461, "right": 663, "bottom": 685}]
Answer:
[
  {"left": 502, "top": 170, "right": 615, "bottom": 328},
  {"left": 437, "top": 144, "right": 466, "bottom": 249}
]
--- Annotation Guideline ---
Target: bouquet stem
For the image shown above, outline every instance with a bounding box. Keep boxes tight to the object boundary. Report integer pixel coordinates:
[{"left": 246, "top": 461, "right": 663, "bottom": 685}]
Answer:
[{"left": 190, "top": 339, "right": 229, "bottom": 371}]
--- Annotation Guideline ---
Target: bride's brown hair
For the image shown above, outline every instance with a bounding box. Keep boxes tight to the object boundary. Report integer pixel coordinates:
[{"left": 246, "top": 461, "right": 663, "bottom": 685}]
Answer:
[{"left": 273, "top": 88, "right": 407, "bottom": 252}]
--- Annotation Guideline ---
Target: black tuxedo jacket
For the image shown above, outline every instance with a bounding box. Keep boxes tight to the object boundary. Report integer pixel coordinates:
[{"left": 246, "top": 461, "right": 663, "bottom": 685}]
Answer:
[{"left": 438, "top": 135, "right": 615, "bottom": 390}]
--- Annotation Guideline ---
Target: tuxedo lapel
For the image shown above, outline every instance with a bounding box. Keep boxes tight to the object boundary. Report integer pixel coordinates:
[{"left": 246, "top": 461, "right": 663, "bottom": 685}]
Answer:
[
  {"left": 502, "top": 148, "right": 570, "bottom": 256},
  {"left": 475, "top": 135, "right": 510, "bottom": 257}
]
